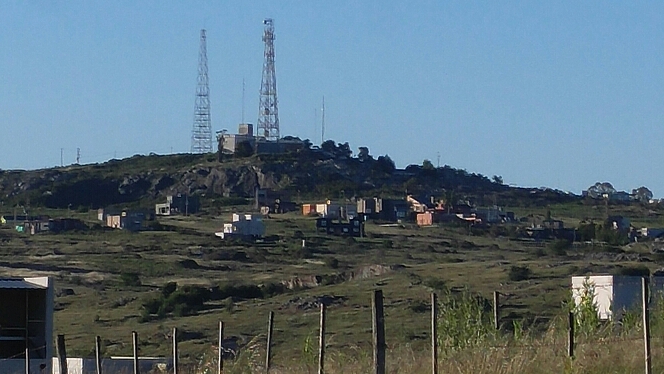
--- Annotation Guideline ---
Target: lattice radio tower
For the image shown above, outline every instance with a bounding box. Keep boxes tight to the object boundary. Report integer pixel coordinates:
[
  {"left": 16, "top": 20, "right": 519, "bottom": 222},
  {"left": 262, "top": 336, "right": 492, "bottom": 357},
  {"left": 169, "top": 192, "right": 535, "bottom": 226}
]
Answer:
[
  {"left": 191, "top": 29, "right": 213, "bottom": 153},
  {"left": 257, "top": 18, "right": 280, "bottom": 140}
]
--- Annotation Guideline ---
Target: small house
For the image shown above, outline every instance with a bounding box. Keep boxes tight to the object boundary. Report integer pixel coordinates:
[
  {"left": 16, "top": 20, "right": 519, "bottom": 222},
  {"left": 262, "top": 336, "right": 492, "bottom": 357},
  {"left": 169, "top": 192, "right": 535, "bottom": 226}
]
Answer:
[
  {"left": 215, "top": 214, "right": 265, "bottom": 240},
  {"left": 0, "top": 277, "right": 53, "bottom": 374},
  {"left": 572, "top": 275, "right": 664, "bottom": 320},
  {"left": 380, "top": 199, "right": 410, "bottom": 222},
  {"left": 155, "top": 194, "right": 200, "bottom": 216},
  {"left": 315, "top": 215, "right": 365, "bottom": 237},
  {"left": 416, "top": 212, "right": 434, "bottom": 226}
]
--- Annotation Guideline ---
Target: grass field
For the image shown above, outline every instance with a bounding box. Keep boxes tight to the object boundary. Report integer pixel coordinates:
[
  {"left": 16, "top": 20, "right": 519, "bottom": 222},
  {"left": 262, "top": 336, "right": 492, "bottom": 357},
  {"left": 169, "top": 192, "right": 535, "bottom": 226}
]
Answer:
[{"left": 1, "top": 201, "right": 662, "bottom": 372}]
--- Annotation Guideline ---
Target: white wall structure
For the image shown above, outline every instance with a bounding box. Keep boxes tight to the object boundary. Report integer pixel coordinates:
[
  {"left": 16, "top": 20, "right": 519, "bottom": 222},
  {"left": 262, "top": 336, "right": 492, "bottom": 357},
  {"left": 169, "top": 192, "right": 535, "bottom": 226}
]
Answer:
[
  {"left": 215, "top": 214, "right": 265, "bottom": 239},
  {"left": 0, "top": 277, "right": 53, "bottom": 374},
  {"left": 52, "top": 357, "right": 170, "bottom": 374},
  {"left": 572, "top": 275, "right": 664, "bottom": 320}
]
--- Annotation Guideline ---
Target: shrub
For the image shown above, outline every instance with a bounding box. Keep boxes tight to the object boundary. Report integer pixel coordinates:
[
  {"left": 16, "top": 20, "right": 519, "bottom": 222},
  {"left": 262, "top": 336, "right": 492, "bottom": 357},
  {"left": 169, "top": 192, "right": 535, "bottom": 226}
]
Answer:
[
  {"left": 424, "top": 278, "right": 447, "bottom": 290},
  {"left": 409, "top": 300, "right": 429, "bottom": 313},
  {"left": 161, "top": 282, "right": 177, "bottom": 298},
  {"left": 325, "top": 257, "right": 340, "bottom": 269},
  {"left": 120, "top": 272, "right": 141, "bottom": 287},
  {"left": 547, "top": 239, "right": 571, "bottom": 256},
  {"left": 508, "top": 266, "right": 532, "bottom": 282},
  {"left": 616, "top": 266, "right": 650, "bottom": 277},
  {"left": 437, "top": 290, "right": 494, "bottom": 352}
]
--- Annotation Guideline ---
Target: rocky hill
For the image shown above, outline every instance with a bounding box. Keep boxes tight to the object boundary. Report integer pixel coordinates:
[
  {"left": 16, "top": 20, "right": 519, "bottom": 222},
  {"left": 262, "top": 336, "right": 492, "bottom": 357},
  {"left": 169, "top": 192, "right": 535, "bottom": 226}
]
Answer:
[{"left": 0, "top": 145, "right": 576, "bottom": 210}]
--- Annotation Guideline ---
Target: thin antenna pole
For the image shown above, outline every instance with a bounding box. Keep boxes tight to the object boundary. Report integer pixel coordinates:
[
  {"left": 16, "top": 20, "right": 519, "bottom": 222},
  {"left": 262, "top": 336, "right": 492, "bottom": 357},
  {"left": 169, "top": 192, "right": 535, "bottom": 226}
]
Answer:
[
  {"left": 321, "top": 96, "right": 325, "bottom": 144},
  {"left": 60, "top": 148, "right": 63, "bottom": 167},
  {"left": 313, "top": 108, "right": 317, "bottom": 143},
  {"left": 242, "top": 77, "right": 246, "bottom": 124},
  {"left": 76, "top": 148, "right": 81, "bottom": 165}
]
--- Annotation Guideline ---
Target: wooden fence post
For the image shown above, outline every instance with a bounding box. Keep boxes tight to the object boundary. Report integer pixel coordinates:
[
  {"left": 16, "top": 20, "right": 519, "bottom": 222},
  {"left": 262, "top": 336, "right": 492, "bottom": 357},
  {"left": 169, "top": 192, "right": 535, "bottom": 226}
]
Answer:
[
  {"left": 173, "top": 328, "right": 178, "bottom": 374},
  {"left": 643, "top": 277, "right": 651, "bottom": 374},
  {"left": 95, "top": 336, "right": 103, "bottom": 374},
  {"left": 567, "top": 311, "right": 574, "bottom": 358},
  {"left": 132, "top": 331, "right": 140, "bottom": 374},
  {"left": 318, "top": 303, "right": 326, "bottom": 374},
  {"left": 218, "top": 321, "right": 224, "bottom": 374},
  {"left": 372, "top": 290, "right": 386, "bottom": 374},
  {"left": 493, "top": 291, "right": 500, "bottom": 330},
  {"left": 265, "top": 311, "right": 274, "bottom": 374},
  {"left": 56, "top": 334, "right": 68, "bottom": 374},
  {"left": 431, "top": 292, "right": 438, "bottom": 374},
  {"left": 25, "top": 347, "right": 29, "bottom": 374}
]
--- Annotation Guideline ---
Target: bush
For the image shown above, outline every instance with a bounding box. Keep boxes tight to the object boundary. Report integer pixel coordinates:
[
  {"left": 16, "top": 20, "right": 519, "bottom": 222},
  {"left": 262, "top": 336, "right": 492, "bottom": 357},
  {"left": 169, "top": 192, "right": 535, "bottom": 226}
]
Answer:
[
  {"left": 161, "top": 282, "right": 177, "bottom": 298},
  {"left": 547, "top": 239, "right": 571, "bottom": 256},
  {"left": 616, "top": 266, "right": 650, "bottom": 277},
  {"left": 437, "top": 290, "right": 494, "bottom": 351},
  {"left": 120, "top": 272, "right": 141, "bottom": 287},
  {"left": 325, "top": 257, "right": 340, "bottom": 269},
  {"left": 508, "top": 266, "right": 532, "bottom": 282},
  {"left": 424, "top": 278, "right": 447, "bottom": 290},
  {"left": 409, "top": 300, "right": 429, "bottom": 313}
]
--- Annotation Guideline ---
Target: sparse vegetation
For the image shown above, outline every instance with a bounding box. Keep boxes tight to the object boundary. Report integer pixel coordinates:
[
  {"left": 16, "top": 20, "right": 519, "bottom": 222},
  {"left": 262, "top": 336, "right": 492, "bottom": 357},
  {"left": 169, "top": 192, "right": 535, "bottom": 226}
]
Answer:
[{"left": 2, "top": 153, "right": 664, "bottom": 371}]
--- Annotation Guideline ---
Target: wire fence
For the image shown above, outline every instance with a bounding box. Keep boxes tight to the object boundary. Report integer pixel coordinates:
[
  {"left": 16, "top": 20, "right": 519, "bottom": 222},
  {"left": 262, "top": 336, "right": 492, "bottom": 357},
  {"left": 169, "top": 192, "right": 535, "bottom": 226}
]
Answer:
[{"left": 10, "top": 280, "right": 662, "bottom": 374}]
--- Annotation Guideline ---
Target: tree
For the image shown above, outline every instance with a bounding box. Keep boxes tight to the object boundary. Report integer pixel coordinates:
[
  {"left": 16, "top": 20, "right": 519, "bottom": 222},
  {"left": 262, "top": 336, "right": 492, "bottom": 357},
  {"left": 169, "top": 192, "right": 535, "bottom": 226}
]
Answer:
[
  {"left": 321, "top": 140, "right": 337, "bottom": 154},
  {"left": 357, "top": 147, "right": 372, "bottom": 162},
  {"left": 492, "top": 175, "right": 503, "bottom": 185},
  {"left": 336, "top": 142, "right": 352, "bottom": 158},
  {"left": 585, "top": 182, "right": 616, "bottom": 199},
  {"left": 422, "top": 159, "right": 435, "bottom": 171},
  {"left": 374, "top": 155, "right": 396, "bottom": 175},
  {"left": 632, "top": 186, "right": 653, "bottom": 202}
]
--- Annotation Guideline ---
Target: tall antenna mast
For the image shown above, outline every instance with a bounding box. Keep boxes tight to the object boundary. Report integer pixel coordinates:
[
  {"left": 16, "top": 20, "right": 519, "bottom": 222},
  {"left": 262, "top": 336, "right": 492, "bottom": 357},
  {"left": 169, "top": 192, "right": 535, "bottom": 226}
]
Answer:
[
  {"left": 321, "top": 96, "right": 325, "bottom": 144},
  {"left": 241, "top": 77, "right": 246, "bottom": 124},
  {"left": 257, "top": 18, "right": 280, "bottom": 140},
  {"left": 191, "top": 29, "right": 213, "bottom": 153}
]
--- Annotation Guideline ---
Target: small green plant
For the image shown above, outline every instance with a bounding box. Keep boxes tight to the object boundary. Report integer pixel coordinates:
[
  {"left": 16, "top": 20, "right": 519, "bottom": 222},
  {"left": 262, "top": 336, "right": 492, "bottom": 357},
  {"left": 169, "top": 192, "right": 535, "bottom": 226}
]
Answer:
[
  {"left": 301, "top": 333, "right": 316, "bottom": 369},
  {"left": 437, "top": 289, "right": 494, "bottom": 353},
  {"left": 572, "top": 278, "right": 600, "bottom": 337}
]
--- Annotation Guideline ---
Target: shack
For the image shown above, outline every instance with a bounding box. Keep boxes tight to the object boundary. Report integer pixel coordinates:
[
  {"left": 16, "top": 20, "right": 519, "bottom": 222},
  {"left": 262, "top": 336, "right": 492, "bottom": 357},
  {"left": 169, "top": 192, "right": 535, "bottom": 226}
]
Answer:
[{"left": 0, "top": 277, "right": 53, "bottom": 374}]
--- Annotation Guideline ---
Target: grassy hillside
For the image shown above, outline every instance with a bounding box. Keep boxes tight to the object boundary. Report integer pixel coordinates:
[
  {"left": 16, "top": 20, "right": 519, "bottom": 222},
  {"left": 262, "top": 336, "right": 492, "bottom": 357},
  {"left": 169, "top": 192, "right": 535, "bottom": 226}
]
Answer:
[{"left": 1, "top": 199, "right": 663, "bottom": 372}]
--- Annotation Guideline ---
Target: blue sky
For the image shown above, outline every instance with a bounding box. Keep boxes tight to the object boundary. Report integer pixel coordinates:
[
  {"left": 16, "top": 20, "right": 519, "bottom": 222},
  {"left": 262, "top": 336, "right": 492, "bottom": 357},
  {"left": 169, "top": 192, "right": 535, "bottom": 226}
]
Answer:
[{"left": 1, "top": 1, "right": 663, "bottom": 196}]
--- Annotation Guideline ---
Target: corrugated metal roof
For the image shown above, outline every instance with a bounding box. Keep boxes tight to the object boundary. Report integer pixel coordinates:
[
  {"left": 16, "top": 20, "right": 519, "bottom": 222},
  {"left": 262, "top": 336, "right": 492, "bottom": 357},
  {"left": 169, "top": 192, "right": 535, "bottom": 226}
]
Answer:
[{"left": 0, "top": 279, "right": 46, "bottom": 289}]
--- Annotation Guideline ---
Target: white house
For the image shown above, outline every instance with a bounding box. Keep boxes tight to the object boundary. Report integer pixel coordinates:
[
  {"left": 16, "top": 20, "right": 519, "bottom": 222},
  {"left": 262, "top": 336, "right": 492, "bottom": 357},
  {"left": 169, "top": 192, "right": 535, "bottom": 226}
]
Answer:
[
  {"left": 215, "top": 214, "right": 265, "bottom": 239},
  {"left": 572, "top": 275, "right": 664, "bottom": 320}
]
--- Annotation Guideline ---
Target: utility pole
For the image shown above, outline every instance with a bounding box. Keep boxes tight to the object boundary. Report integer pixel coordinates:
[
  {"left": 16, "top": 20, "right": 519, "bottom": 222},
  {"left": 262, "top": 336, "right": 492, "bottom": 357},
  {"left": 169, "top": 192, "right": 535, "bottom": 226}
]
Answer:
[{"left": 60, "top": 148, "right": 64, "bottom": 167}]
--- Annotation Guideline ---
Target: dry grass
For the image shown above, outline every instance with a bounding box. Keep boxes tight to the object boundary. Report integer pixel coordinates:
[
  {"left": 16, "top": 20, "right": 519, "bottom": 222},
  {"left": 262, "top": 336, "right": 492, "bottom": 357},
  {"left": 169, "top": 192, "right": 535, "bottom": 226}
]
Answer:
[{"left": 171, "top": 334, "right": 661, "bottom": 374}]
